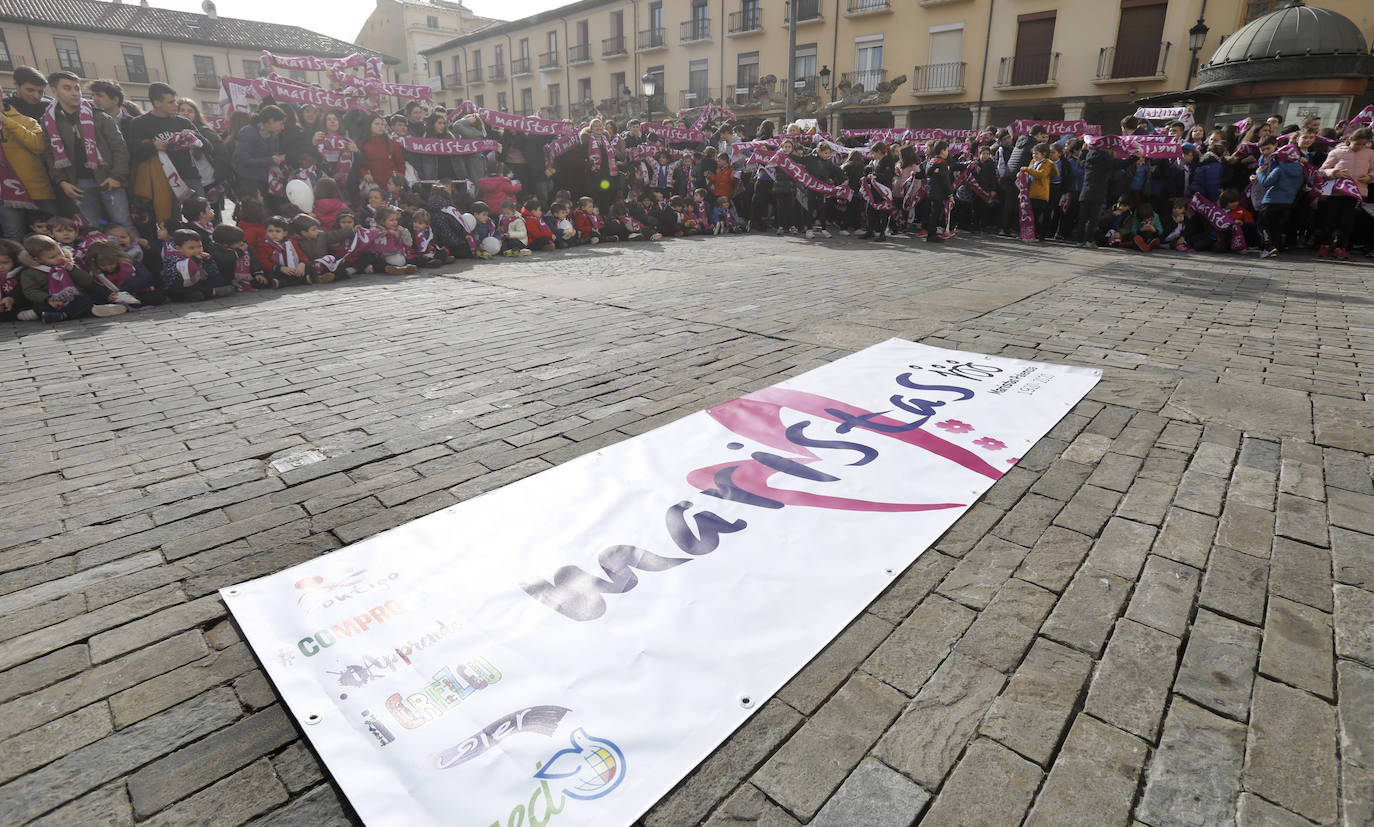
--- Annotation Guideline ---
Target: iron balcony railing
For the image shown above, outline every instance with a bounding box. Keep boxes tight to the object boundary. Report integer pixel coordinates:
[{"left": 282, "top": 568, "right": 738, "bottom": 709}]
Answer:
[
  {"left": 567, "top": 43, "right": 591, "bottom": 64},
  {"left": 444, "top": 72, "right": 461, "bottom": 88},
  {"left": 602, "top": 36, "right": 626, "bottom": 56},
  {"left": 488, "top": 63, "right": 506, "bottom": 81},
  {"left": 996, "top": 52, "right": 1060, "bottom": 87},
  {"left": 728, "top": 8, "right": 762, "bottom": 33},
  {"left": 841, "top": 68, "right": 886, "bottom": 91},
  {"left": 784, "top": 0, "right": 822, "bottom": 23},
  {"left": 846, "top": 0, "right": 891, "bottom": 12},
  {"left": 511, "top": 56, "right": 532, "bottom": 75},
  {"left": 467, "top": 65, "right": 483, "bottom": 82},
  {"left": 194, "top": 73, "right": 220, "bottom": 90},
  {"left": 913, "top": 61, "right": 965, "bottom": 94},
  {"left": 1096, "top": 41, "right": 1172, "bottom": 79},
  {"left": 637, "top": 28, "right": 666, "bottom": 50},
  {"left": 538, "top": 51, "right": 559, "bottom": 70},
  {"left": 681, "top": 18, "right": 712, "bottom": 43}
]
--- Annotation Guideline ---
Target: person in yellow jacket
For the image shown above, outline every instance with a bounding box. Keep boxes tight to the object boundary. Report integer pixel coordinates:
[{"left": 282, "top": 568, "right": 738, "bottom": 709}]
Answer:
[
  {"left": 1025, "top": 143, "right": 1054, "bottom": 240},
  {"left": 0, "top": 101, "right": 56, "bottom": 239}
]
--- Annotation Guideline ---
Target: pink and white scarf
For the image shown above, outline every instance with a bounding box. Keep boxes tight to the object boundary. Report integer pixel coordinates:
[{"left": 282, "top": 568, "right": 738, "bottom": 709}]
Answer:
[
  {"left": 859, "top": 176, "right": 893, "bottom": 212},
  {"left": 766, "top": 151, "right": 852, "bottom": 199},
  {"left": 170, "top": 254, "right": 206, "bottom": 286},
  {"left": 316, "top": 133, "right": 356, "bottom": 181},
  {"left": 448, "top": 102, "right": 573, "bottom": 137},
  {"left": 0, "top": 141, "right": 36, "bottom": 209},
  {"left": 33, "top": 263, "right": 80, "bottom": 303},
  {"left": 260, "top": 51, "right": 370, "bottom": 72},
  {"left": 160, "top": 130, "right": 203, "bottom": 202},
  {"left": 391, "top": 134, "right": 500, "bottom": 156},
  {"left": 586, "top": 134, "right": 619, "bottom": 175},
  {"left": 640, "top": 122, "right": 707, "bottom": 144},
  {"left": 44, "top": 98, "right": 105, "bottom": 171},
  {"left": 1015, "top": 169, "right": 1035, "bottom": 242},
  {"left": 265, "top": 238, "right": 301, "bottom": 270},
  {"left": 1186, "top": 193, "right": 1246, "bottom": 254}
]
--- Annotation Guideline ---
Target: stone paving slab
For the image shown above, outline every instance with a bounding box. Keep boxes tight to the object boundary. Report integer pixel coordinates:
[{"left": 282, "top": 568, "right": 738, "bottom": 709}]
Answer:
[{"left": 0, "top": 234, "right": 1371, "bottom": 825}]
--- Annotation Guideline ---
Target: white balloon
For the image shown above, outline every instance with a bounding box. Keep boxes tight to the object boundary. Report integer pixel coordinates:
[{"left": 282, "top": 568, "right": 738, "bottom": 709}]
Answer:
[
  {"left": 285, "top": 179, "right": 314, "bottom": 213},
  {"left": 460, "top": 212, "right": 477, "bottom": 233},
  {"left": 480, "top": 237, "right": 500, "bottom": 255}
]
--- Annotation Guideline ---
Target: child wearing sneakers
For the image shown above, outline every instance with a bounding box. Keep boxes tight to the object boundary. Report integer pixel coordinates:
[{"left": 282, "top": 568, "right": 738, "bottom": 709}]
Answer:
[
  {"left": 18, "top": 235, "right": 128, "bottom": 321},
  {"left": 84, "top": 241, "right": 164, "bottom": 306},
  {"left": 258, "top": 217, "right": 313, "bottom": 287},
  {"left": 498, "top": 200, "right": 531, "bottom": 255},
  {"left": 572, "top": 197, "right": 604, "bottom": 244},
  {"left": 470, "top": 202, "right": 504, "bottom": 259}
]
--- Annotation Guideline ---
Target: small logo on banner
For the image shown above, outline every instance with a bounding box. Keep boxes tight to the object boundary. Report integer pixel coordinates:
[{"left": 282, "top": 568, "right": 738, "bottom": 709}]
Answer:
[
  {"left": 534, "top": 729, "right": 627, "bottom": 801},
  {"left": 431, "top": 705, "right": 571, "bottom": 769}
]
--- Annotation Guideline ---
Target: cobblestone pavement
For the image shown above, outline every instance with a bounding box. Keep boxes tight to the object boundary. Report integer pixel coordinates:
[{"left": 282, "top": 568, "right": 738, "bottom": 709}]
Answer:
[{"left": 0, "top": 233, "right": 1371, "bottom": 826}]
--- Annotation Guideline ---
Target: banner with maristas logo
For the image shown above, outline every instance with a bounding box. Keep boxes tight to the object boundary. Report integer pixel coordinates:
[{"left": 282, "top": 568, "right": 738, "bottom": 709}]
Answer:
[{"left": 222, "top": 339, "right": 1099, "bottom": 826}]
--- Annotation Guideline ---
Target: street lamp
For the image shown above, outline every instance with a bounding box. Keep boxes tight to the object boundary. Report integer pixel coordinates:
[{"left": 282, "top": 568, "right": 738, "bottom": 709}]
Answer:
[
  {"left": 819, "top": 65, "right": 832, "bottom": 100},
  {"left": 1186, "top": 14, "right": 1210, "bottom": 88},
  {"left": 642, "top": 71, "right": 656, "bottom": 120}
]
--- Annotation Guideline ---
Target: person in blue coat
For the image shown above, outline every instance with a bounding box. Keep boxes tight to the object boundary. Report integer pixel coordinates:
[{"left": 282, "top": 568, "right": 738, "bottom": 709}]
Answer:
[
  {"left": 1188, "top": 144, "right": 1224, "bottom": 203},
  {"left": 1253, "top": 135, "right": 1303, "bottom": 258}
]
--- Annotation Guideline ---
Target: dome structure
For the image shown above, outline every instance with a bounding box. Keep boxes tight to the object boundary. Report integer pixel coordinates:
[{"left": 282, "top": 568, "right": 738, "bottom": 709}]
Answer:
[{"left": 1197, "top": 1, "right": 1374, "bottom": 87}]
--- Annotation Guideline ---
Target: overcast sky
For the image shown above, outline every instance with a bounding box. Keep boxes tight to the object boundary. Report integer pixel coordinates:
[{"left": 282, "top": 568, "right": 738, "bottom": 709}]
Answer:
[{"left": 154, "top": 0, "right": 564, "bottom": 44}]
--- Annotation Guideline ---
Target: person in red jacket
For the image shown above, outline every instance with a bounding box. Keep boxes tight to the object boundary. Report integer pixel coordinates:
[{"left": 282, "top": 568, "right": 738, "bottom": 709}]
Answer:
[
  {"left": 521, "top": 198, "right": 556, "bottom": 252},
  {"left": 478, "top": 163, "right": 522, "bottom": 207},
  {"left": 358, "top": 115, "right": 406, "bottom": 190}
]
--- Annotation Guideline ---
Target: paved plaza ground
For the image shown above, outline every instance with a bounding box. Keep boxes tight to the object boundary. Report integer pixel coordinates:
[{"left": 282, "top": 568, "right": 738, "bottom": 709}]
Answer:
[{"left": 0, "top": 233, "right": 1371, "bottom": 826}]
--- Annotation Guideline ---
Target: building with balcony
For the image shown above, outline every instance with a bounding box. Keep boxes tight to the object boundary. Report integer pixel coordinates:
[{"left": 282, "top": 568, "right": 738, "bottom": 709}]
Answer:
[
  {"left": 355, "top": 0, "right": 498, "bottom": 89},
  {"left": 0, "top": 0, "right": 396, "bottom": 114},
  {"left": 421, "top": 0, "right": 1374, "bottom": 131}
]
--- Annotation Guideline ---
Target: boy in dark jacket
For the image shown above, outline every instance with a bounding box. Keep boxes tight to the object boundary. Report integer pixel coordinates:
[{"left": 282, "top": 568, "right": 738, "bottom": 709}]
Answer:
[
  {"left": 1075, "top": 146, "right": 1139, "bottom": 246},
  {"left": 923, "top": 141, "right": 955, "bottom": 242}
]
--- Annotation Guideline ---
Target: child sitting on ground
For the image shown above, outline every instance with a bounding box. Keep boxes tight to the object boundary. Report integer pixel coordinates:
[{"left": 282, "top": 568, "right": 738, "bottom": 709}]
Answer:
[
  {"left": 161, "top": 228, "right": 231, "bottom": 302},
  {"left": 545, "top": 201, "right": 577, "bottom": 249},
  {"left": 288, "top": 214, "right": 341, "bottom": 282},
  {"left": 370, "top": 207, "right": 418, "bottom": 274},
  {"left": 85, "top": 241, "right": 163, "bottom": 306},
  {"left": 712, "top": 195, "right": 740, "bottom": 234},
  {"left": 470, "top": 202, "right": 503, "bottom": 259},
  {"left": 257, "top": 216, "right": 313, "bottom": 287},
  {"left": 521, "top": 199, "right": 556, "bottom": 252},
  {"left": 409, "top": 209, "right": 450, "bottom": 268},
  {"left": 19, "top": 234, "right": 128, "bottom": 321},
  {"left": 0, "top": 240, "right": 31, "bottom": 321},
  {"left": 572, "top": 197, "right": 604, "bottom": 244},
  {"left": 497, "top": 200, "right": 530, "bottom": 256},
  {"left": 211, "top": 224, "right": 273, "bottom": 290}
]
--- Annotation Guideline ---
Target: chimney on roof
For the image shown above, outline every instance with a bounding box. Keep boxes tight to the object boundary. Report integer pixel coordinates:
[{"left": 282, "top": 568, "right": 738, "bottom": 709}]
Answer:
[
  {"left": 139, "top": 0, "right": 149, "bottom": 6},
  {"left": 202, "top": 0, "right": 217, "bottom": 19}
]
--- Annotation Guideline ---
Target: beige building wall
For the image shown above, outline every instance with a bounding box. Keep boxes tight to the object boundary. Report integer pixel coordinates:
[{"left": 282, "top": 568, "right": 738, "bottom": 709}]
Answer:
[
  {"left": 0, "top": 20, "right": 351, "bottom": 113},
  {"left": 424, "top": 0, "right": 1374, "bottom": 129}
]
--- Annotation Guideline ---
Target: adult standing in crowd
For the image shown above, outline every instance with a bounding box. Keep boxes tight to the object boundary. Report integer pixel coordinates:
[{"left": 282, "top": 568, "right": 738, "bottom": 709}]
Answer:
[
  {"left": 89, "top": 79, "right": 131, "bottom": 128},
  {"left": 0, "top": 95, "right": 51, "bottom": 238},
  {"left": 231, "top": 105, "right": 287, "bottom": 203},
  {"left": 177, "top": 99, "right": 229, "bottom": 218},
  {"left": 45, "top": 71, "right": 131, "bottom": 228},
  {"left": 358, "top": 114, "right": 405, "bottom": 187},
  {"left": 125, "top": 83, "right": 202, "bottom": 225},
  {"left": 5, "top": 67, "right": 51, "bottom": 121},
  {"left": 451, "top": 112, "right": 487, "bottom": 185}
]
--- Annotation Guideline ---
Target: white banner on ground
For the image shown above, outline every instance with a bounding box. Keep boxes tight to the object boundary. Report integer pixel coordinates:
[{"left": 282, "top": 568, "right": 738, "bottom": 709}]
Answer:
[{"left": 222, "top": 339, "right": 1100, "bottom": 827}]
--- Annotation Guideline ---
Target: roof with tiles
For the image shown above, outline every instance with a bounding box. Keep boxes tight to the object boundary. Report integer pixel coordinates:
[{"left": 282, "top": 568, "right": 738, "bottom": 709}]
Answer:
[{"left": 0, "top": 0, "right": 398, "bottom": 62}]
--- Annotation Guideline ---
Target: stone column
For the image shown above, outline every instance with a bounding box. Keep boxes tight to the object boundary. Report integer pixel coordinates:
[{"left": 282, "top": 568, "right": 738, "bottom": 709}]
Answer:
[
  {"left": 1061, "top": 100, "right": 1087, "bottom": 122},
  {"left": 969, "top": 103, "right": 992, "bottom": 130}
]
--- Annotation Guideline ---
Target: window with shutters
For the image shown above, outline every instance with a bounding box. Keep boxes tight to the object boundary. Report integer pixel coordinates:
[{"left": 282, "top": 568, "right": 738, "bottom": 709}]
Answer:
[
  {"left": 1243, "top": 0, "right": 1282, "bottom": 22},
  {"left": 736, "top": 51, "right": 759, "bottom": 89},
  {"left": 53, "top": 37, "right": 83, "bottom": 74},
  {"left": 0, "top": 32, "right": 12, "bottom": 72},
  {"left": 1110, "top": 0, "right": 1168, "bottom": 78},
  {"left": 1011, "top": 13, "right": 1055, "bottom": 85}
]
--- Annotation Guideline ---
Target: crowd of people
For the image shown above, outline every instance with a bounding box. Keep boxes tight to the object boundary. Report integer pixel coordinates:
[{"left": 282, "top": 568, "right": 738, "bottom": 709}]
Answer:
[{"left": 1, "top": 61, "right": 1372, "bottom": 323}]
